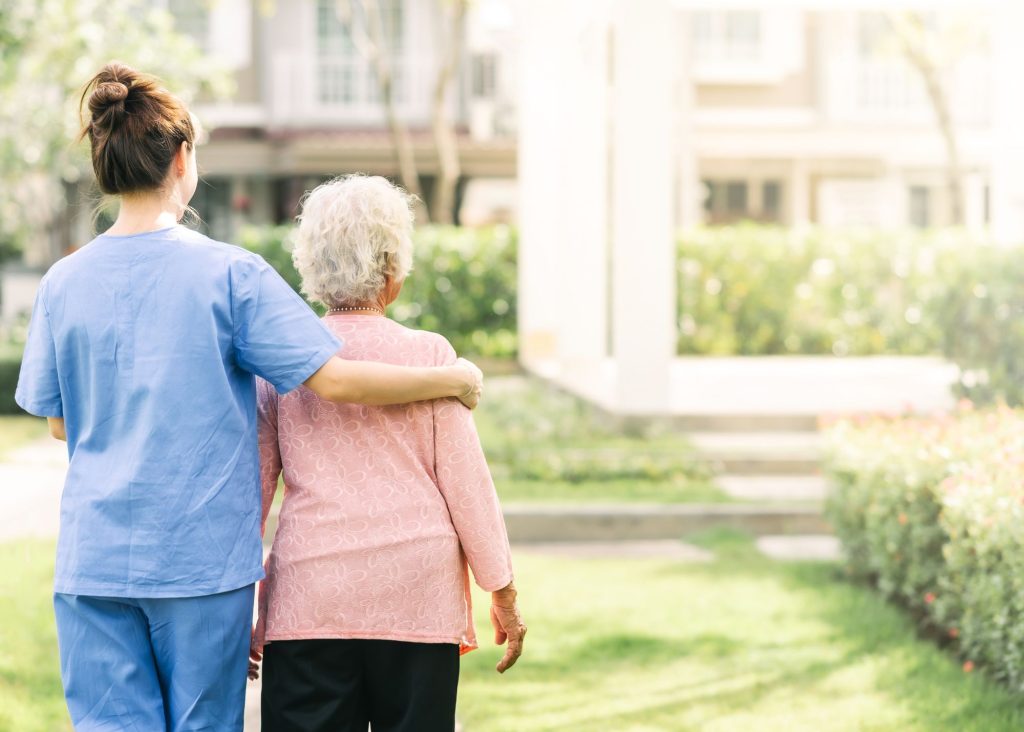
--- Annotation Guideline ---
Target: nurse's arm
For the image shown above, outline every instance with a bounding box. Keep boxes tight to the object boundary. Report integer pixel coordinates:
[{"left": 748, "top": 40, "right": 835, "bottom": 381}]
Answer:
[
  {"left": 47, "top": 417, "right": 66, "bottom": 441},
  {"left": 304, "top": 356, "right": 483, "bottom": 409}
]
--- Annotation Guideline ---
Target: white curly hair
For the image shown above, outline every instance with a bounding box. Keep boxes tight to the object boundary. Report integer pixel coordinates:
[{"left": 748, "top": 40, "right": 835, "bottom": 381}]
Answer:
[{"left": 292, "top": 174, "right": 416, "bottom": 307}]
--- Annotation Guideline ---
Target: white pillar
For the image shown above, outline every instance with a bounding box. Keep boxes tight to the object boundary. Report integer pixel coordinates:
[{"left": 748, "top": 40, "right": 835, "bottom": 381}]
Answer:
[
  {"left": 610, "top": 0, "right": 676, "bottom": 414},
  {"left": 992, "top": 2, "right": 1024, "bottom": 244},
  {"left": 878, "top": 170, "right": 906, "bottom": 228},
  {"left": 516, "top": 0, "right": 573, "bottom": 369},
  {"left": 675, "top": 11, "right": 701, "bottom": 231},
  {"left": 558, "top": 1, "right": 611, "bottom": 369}
]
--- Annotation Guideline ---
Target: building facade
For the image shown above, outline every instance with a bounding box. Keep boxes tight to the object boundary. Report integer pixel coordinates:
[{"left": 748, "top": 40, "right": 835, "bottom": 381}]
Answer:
[
  {"left": 685, "top": 8, "right": 992, "bottom": 232},
  {"left": 177, "top": 0, "right": 518, "bottom": 243}
]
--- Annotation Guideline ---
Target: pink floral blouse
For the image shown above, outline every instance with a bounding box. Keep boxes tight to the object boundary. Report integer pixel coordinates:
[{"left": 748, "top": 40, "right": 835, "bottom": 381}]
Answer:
[{"left": 253, "top": 314, "right": 514, "bottom": 655}]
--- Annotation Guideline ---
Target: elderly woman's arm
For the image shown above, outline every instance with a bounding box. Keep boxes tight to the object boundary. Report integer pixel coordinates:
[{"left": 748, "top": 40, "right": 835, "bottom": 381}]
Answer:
[
  {"left": 433, "top": 385, "right": 526, "bottom": 672},
  {"left": 305, "top": 356, "right": 483, "bottom": 409}
]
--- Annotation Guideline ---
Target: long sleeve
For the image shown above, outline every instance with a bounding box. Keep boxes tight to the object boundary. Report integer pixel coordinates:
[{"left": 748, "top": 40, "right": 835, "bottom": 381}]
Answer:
[
  {"left": 256, "top": 378, "right": 283, "bottom": 536},
  {"left": 253, "top": 378, "right": 282, "bottom": 653},
  {"left": 433, "top": 393, "right": 514, "bottom": 593}
]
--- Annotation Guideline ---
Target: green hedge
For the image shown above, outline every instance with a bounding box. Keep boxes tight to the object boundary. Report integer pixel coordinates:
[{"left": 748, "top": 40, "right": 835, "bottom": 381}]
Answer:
[
  {"left": 824, "top": 408, "right": 1024, "bottom": 689},
  {"left": 0, "top": 345, "right": 23, "bottom": 415},
  {"left": 677, "top": 225, "right": 962, "bottom": 357},
  {"left": 238, "top": 224, "right": 518, "bottom": 358},
  {"left": 679, "top": 226, "right": 1024, "bottom": 404}
]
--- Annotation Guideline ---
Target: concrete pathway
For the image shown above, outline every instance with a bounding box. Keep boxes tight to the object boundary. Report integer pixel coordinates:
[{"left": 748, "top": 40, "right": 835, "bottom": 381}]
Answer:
[
  {"left": 0, "top": 437, "right": 67, "bottom": 540},
  {"left": 515, "top": 539, "right": 714, "bottom": 561},
  {"left": 717, "top": 475, "right": 828, "bottom": 502},
  {"left": 756, "top": 535, "right": 841, "bottom": 561},
  {"left": 543, "top": 356, "right": 958, "bottom": 418}
]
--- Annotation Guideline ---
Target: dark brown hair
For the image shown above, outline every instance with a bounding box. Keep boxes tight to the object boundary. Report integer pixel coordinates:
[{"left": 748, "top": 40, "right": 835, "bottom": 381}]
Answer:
[{"left": 78, "top": 62, "right": 196, "bottom": 195}]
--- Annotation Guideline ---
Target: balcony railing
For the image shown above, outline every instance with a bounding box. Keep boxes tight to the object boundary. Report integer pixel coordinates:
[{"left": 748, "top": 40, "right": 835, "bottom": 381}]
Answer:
[{"left": 827, "top": 57, "right": 991, "bottom": 126}]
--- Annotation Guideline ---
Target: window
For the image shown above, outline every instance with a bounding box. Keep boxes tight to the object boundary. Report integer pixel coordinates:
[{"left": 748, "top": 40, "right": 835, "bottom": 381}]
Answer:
[
  {"left": 693, "top": 11, "right": 763, "bottom": 63},
  {"left": 909, "top": 185, "right": 931, "bottom": 228},
  {"left": 857, "top": 12, "right": 889, "bottom": 59},
  {"left": 168, "top": 0, "right": 209, "bottom": 51},
  {"left": 762, "top": 181, "right": 782, "bottom": 221},
  {"left": 189, "top": 178, "right": 233, "bottom": 242},
  {"left": 471, "top": 53, "right": 498, "bottom": 99},
  {"left": 316, "top": 0, "right": 405, "bottom": 105},
  {"left": 725, "top": 181, "right": 748, "bottom": 215},
  {"left": 704, "top": 179, "right": 750, "bottom": 224}
]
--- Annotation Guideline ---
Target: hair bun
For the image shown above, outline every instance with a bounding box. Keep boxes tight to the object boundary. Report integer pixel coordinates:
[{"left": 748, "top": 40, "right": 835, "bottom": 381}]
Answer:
[{"left": 90, "top": 81, "right": 130, "bottom": 116}]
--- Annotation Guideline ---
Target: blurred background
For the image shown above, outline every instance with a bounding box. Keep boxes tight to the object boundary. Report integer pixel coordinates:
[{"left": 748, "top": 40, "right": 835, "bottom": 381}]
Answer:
[{"left": 5, "top": 1, "right": 1024, "bottom": 731}]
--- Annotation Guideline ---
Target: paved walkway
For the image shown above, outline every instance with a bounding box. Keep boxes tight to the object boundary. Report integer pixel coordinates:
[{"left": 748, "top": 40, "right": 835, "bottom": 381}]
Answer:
[
  {"left": 0, "top": 437, "right": 67, "bottom": 541},
  {"left": 537, "top": 356, "right": 958, "bottom": 416}
]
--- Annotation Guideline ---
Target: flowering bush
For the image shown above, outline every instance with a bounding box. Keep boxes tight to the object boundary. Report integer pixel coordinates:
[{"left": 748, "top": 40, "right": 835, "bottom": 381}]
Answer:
[{"left": 825, "top": 408, "right": 1024, "bottom": 689}]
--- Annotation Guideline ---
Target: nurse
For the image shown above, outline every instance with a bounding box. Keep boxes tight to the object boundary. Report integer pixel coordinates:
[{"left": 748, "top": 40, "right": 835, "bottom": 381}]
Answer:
[{"left": 14, "top": 62, "right": 483, "bottom": 732}]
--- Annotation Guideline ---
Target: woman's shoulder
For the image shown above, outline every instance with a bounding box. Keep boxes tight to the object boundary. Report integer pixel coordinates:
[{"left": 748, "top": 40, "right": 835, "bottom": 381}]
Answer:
[
  {"left": 382, "top": 321, "right": 458, "bottom": 366},
  {"left": 172, "top": 227, "right": 265, "bottom": 266}
]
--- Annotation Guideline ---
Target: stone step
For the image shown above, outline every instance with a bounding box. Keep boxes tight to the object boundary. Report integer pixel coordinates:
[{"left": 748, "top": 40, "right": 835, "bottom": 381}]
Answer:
[
  {"left": 661, "top": 413, "right": 821, "bottom": 433},
  {"left": 756, "top": 535, "right": 841, "bottom": 561},
  {"left": 690, "top": 431, "right": 822, "bottom": 475},
  {"left": 503, "top": 503, "right": 829, "bottom": 542},
  {"left": 717, "top": 474, "right": 828, "bottom": 502}
]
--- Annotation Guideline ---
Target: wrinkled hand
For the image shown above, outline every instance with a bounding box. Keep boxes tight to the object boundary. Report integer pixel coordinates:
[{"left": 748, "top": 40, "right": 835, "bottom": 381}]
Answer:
[
  {"left": 490, "top": 585, "right": 526, "bottom": 673},
  {"left": 456, "top": 358, "right": 484, "bottom": 410}
]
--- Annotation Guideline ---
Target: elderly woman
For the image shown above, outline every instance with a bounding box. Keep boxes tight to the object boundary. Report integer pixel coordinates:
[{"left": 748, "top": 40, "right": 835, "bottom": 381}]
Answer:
[{"left": 251, "top": 175, "right": 525, "bottom": 732}]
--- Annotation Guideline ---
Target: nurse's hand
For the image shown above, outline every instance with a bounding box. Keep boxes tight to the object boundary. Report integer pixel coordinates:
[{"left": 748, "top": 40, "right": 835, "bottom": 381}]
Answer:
[{"left": 455, "top": 358, "right": 484, "bottom": 410}]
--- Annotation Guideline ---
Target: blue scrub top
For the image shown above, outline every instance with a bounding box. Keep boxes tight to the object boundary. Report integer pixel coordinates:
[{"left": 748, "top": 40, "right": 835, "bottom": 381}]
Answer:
[{"left": 15, "top": 225, "right": 342, "bottom": 597}]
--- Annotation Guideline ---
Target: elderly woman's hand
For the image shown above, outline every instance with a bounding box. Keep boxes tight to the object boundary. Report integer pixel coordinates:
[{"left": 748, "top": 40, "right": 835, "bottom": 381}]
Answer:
[
  {"left": 456, "top": 357, "right": 484, "bottom": 410},
  {"left": 491, "top": 583, "right": 526, "bottom": 673}
]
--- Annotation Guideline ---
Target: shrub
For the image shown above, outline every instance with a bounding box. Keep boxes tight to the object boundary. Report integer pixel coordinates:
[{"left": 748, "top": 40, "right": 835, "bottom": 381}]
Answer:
[
  {"left": 676, "top": 225, "right": 968, "bottom": 357},
  {"left": 824, "top": 408, "right": 1024, "bottom": 689},
  {"left": 0, "top": 345, "right": 24, "bottom": 415},
  {"left": 928, "top": 245, "right": 1024, "bottom": 406},
  {"left": 237, "top": 224, "right": 518, "bottom": 358},
  {"left": 474, "top": 376, "right": 714, "bottom": 485}
]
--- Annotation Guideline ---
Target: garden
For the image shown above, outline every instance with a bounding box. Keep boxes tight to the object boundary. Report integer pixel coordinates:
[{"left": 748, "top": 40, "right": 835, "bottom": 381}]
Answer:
[{"left": 5, "top": 224, "right": 1024, "bottom": 729}]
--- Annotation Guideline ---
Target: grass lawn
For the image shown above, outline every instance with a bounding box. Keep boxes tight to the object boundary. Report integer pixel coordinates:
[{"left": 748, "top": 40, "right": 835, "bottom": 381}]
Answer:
[
  {"left": 0, "top": 416, "right": 48, "bottom": 458},
  {"left": 459, "top": 533, "right": 1024, "bottom": 732},
  {"left": 4, "top": 536, "right": 1024, "bottom": 731},
  {"left": 0, "top": 541, "right": 68, "bottom": 732},
  {"left": 495, "top": 478, "right": 728, "bottom": 504}
]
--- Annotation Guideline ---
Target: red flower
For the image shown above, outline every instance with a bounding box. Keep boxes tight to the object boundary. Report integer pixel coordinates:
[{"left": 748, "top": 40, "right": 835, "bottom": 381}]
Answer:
[
  {"left": 963, "top": 660, "right": 975, "bottom": 673},
  {"left": 925, "top": 592, "right": 936, "bottom": 605},
  {"left": 949, "top": 628, "right": 959, "bottom": 639},
  {"left": 898, "top": 513, "right": 908, "bottom": 526}
]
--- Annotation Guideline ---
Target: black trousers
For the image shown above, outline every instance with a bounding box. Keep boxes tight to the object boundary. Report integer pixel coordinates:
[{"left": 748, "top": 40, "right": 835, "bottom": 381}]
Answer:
[{"left": 261, "top": 639, "right": 460, "bottom": 732}]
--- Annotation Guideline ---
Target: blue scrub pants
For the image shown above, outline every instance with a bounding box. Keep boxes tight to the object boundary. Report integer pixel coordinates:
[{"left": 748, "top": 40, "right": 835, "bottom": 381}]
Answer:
[{"left": 53, "top": 584, "right": 255, "bottom": 732}]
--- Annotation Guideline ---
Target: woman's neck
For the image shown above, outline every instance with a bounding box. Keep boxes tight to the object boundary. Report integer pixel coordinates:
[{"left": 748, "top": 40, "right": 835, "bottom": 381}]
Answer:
[
  {"left": 104, "top": 193, "right": 182, "bottom": 236},
  {"left": 330, "top": 301, "right": 386, "bottom": 316}
]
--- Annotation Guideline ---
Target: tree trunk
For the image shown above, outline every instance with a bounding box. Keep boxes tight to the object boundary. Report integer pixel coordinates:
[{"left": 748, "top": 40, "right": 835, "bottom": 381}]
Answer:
[
  {"left": 912, "top": 56, "right": 964, "bottom": 226},
  {"left": 429, "top": 0, "right": 468, "bottom": 225},
  {"left": 889, "top": 12, "right": 964, "bottom": 226},
  {"left": 340, "top": 0, "right": 428, "bottom": 221}
]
